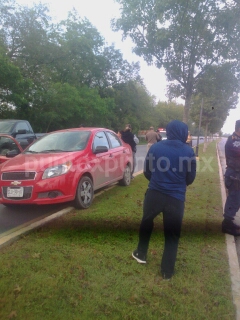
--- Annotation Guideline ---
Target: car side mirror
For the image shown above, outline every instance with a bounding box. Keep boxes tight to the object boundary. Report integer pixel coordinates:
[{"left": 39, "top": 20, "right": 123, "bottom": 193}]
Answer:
[
  {"left": 6, "top": 149, "right": 21, "bottom": 158},
  {"left": 93, "top": 146, "right": 109, "bottom": 154},
  {"left": 16, "top": 129, "right": 27, "bottom": 135}
]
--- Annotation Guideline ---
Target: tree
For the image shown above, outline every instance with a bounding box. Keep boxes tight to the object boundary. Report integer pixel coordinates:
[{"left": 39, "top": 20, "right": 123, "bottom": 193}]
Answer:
[
  {"left": 0, "top": 41, "right": 29, "bottom": 108},
  {"left": 113, "top": 0, "right": 240, "bottom": 122},
  {"left": 56, "top": 11, "right": 142, "bottom": 90},
  {"left": 104, "top": 80, "right": 155, "bottom": 132},
  {"left": 0, "top": 1, "right": 154, "bottom": 131},
  {"left": 190, "top": 63, "right": 240, "bottom": 135},
  {"left": 154, "top": 101, "right": 184, "bottom": 128}
]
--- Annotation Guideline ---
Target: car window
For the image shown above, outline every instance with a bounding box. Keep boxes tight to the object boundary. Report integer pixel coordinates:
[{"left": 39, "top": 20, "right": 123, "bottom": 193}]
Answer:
[
  {"left": 105, "top": 131, "right": 121, "bottom": 148},
  {"left": 15, "top": 122, "right": 32, "bottom": 133},
  {"left": 93, "top": 131, "right": 109, "bottom": 149},
  {"left": 0, "top": 136, "right": 22, "bottom": 155}
]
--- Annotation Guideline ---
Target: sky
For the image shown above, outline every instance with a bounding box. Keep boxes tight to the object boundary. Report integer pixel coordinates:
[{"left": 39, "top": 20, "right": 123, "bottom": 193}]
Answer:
[{"left": 15, "top": 0, "right": 240, "bottom": 134}]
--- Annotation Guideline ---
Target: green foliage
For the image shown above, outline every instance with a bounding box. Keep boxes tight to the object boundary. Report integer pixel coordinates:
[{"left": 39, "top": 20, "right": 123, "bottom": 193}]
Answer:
[
  {"left": 154, "top": 101, "right": 184, "bottom": 128},
  {"left": 190, "top": 63, "right": 240, "bottom": 133},
  {"left": 0, "top": 1, "right": 151, "bottom": 132},
  {"left": 0, "top": 43, "right": 26, "bottom": 107},
  {"left": 113, "top": 0, "right": 240, "bottom": 122},
  {"left": 108, "top": 80, "right": 155, "bottom": 132}
]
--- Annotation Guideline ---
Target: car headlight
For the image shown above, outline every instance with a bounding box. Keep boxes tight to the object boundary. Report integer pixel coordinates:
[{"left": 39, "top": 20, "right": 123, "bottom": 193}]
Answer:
[{"left": 42, "top": 161, "right": 72, "bottom": 179}]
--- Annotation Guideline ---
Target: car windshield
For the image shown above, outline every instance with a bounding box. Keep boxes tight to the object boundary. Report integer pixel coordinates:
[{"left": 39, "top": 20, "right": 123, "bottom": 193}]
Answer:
[
  {"left": 24, "top": 131, "right": 91, "bottom": 153},
  {"left": 0, "top": 121, "right": 15, "bottom": 133}
]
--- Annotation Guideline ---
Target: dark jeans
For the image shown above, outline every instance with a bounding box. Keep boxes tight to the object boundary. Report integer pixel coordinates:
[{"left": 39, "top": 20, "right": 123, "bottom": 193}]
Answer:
[
  {"left": 137, "top": 189, "right": 184, "bottom": 276},
  {"left": 224, "top": 189, "right": 240, "bottom": 220},
  {"left": 132, "top": 152, "right": 136, "bottom": 175},
  {"left": 224, "top": 168, "right": 240, "bottom": 220}
]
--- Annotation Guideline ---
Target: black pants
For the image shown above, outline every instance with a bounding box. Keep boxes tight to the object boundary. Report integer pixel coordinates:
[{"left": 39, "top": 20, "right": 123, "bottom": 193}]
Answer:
[
  {"left": 137, "top": 189, "right": 184, "bottom": 276},
  {"left": 224, "top": 168, "right": 240, "bottom": 220}
]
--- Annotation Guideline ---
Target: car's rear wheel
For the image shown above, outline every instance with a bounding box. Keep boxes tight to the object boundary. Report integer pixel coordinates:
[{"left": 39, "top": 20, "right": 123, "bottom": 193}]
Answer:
[
  {"left": 74, "top": 176, "right": 94, "bottom": 209},
  {"left": 119, "top": 164, "right": 131, "bottom": 186}
]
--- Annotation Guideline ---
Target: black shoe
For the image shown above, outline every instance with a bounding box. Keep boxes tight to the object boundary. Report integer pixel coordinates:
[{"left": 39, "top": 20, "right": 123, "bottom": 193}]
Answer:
[
  {"left": 132, "top": 250, "right": 146, "bottom": 264},
  {"left": 222, "top": 219, "right": 240, "bottom": 236},
  {"left": 161, "top": 273, "right": 172, "bottom": 280}
]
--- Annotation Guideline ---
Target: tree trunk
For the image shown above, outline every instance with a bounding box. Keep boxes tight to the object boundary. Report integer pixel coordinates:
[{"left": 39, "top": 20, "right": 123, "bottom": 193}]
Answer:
[
  {"left": 203, "top": 123, "right": 209, "bottom": 152},
  {"left": 183, "top": 92, "right": 192, "bottom": 124}
]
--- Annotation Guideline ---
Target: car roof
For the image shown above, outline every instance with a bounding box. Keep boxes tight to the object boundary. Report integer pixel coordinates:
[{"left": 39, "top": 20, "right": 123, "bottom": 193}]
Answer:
[
  {"left": 0, "top": 119, "right": 25, "bottom": 123},
  {"left": 47, "top": 127, "right": 113, "bottom": 134}
]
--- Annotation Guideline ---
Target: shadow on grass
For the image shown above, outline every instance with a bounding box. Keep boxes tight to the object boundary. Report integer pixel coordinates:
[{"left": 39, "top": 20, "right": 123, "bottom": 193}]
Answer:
[{"left": 38, "top": 214, "right": 223, "bottom": 243}]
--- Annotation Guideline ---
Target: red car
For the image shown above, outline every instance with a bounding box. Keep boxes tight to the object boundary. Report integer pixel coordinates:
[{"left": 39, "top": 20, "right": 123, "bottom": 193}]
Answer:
[
  {"left": 0, "top": 128, "right": 133, "bottom": 209},
  {"left": 0, "top": 134, "right": 23, "bottom": 164}
]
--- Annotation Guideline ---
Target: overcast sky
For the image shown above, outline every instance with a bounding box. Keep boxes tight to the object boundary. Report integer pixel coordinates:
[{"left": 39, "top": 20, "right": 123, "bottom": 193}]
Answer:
[{"left": 15, "top": 0, "right": 240, "bottom": 134}]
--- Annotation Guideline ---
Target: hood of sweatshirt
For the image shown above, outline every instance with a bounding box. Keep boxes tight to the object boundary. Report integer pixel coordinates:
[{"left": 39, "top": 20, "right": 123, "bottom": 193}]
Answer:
[{"left": 166, "top": 120, "right": 188, "bottom": 143}]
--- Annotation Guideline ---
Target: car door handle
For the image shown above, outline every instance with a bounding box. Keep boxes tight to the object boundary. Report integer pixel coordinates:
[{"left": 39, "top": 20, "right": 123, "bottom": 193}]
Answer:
[
  {"left": 109, "top": 154, "right": 113, "bottom": 158},
  {"left": 123, "top": 149, "right": 126, "bottom": 153}
]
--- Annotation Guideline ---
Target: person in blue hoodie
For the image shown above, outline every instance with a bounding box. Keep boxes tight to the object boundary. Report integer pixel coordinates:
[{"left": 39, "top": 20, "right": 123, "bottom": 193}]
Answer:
[{"left": 132, "top": 120, "right": 196, "bottom": 279}]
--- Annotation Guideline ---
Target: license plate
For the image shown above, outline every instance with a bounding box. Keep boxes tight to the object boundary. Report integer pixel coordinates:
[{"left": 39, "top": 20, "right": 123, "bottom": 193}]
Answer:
[{"left": 7, "top": 187, "right": 24, "bottom": 197}]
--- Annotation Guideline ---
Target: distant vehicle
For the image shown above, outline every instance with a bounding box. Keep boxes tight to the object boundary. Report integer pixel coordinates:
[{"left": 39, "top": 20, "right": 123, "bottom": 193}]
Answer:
[
  {"left": 158, "top": 128, "right": 167, "bottom": 140},
  {"left": 0, "top": 128, "right": 133, "bottom": 209},
  {"left": 0, "top": 134, "right": 23, "bottom": 164},
  {"left": 0, "top": 119, "right": 44, "bottom": 150}
]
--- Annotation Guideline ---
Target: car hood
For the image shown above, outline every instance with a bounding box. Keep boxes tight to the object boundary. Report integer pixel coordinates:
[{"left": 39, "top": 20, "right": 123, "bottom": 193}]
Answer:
[{"left": 0, "top": 152, "right": 77, "bottom": 172}]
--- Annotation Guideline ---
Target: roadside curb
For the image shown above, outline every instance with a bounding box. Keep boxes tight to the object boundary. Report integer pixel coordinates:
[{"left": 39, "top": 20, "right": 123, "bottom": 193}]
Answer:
[
  {"left": 0, "top": 207, "right": 73, "bottom": 249},
  {"left": 217, "top": 142, "right": 240, "bottom": 319}
]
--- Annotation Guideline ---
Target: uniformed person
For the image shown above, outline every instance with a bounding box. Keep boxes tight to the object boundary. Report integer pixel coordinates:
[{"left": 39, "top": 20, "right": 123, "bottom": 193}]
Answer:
[{"left": 222, "top": 119, "right": 240, "bottom": 236}]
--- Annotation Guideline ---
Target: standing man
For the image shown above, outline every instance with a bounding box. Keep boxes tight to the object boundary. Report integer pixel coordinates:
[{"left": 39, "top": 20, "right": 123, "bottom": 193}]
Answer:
[
  {"left": 145, "top": 126, "right": 160, "bottom": 150},
  {"left": 132, "top": 120, "right": 196, "bottom": 279},
  {"left": 222, "top": 120, "right": 240, "bottom": 236},
  {"left": 120, "top": 124, "right": 137, "bottom": 179}
]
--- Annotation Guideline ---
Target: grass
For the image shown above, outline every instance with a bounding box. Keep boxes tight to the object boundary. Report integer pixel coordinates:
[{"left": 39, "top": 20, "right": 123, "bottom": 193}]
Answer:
[{"left": 0, "top": 141, "right": 235, "bottom": 319}]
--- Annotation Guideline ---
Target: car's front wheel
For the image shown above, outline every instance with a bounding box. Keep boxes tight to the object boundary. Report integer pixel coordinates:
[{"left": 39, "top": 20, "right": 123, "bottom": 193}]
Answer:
[
  {"left": 119, "top": 164, "right": 131, "bottom": 186},
  {"left": 74, "top": 176, "right": 94, "bottom": 209}
]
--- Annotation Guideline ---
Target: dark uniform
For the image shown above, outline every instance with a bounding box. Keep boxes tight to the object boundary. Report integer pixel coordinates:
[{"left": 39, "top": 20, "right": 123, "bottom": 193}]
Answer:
[{"left": 222, "top": 120, "right": 240, "bottom": 236}]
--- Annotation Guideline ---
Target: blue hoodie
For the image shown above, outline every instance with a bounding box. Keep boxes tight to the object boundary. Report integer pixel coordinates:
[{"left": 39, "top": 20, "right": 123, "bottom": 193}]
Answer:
[{"left": 144, "top": 120, "right": 196, "bottom": 201}]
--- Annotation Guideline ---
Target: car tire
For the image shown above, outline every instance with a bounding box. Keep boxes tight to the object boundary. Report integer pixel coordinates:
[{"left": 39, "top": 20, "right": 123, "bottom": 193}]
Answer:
[
  {"left": 119, "top": 164, "right": 131, "bottom": 186},
  {"left": 74, "top": 176, "right": 94, "bottom": 209}
]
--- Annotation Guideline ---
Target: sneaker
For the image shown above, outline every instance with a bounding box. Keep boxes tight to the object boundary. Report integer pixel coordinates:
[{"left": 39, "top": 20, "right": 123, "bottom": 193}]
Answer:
[
  {"left": 132, "top": 250, "right": 146, "bottom": 264},
  {"left": 222, "top": 219, "right": 240, "bottom": 236}
]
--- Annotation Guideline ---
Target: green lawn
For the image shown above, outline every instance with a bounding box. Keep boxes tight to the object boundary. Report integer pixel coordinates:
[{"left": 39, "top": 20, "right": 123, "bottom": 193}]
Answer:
[{"left": 0, "top": 141, "right": 235, "bottom": 319}]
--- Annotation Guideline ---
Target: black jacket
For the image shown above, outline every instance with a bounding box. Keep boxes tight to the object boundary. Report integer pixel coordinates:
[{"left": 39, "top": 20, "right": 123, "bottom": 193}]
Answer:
[
  {"left": 121, "top": 129, "right": 136, "bottom": 152},
  {"left": 225, "top": 132, "right": 240, "bottom": 171}
]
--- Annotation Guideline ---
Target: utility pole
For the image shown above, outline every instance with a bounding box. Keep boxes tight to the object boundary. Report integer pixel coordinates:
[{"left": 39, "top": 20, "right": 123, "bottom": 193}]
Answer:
[{"left": 195, "top": 98, "right": 203, "bottom": 158}]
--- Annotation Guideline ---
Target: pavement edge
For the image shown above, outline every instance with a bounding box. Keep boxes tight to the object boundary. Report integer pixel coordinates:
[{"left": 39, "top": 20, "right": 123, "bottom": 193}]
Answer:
[
  {"left": 0, "top": 207, "right": 73, "bottom": 249},
  {"left": 217, "top": 142, "right": 240, "bottom": 319}
]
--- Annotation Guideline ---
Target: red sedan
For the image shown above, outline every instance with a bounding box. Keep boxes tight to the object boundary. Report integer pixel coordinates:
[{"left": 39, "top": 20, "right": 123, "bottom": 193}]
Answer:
[{"left": 0, "top": 128, "right": 133, "bottom": 209}]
